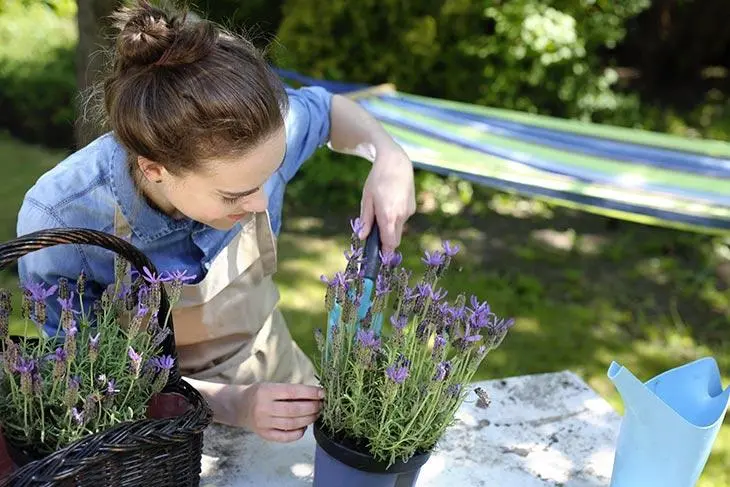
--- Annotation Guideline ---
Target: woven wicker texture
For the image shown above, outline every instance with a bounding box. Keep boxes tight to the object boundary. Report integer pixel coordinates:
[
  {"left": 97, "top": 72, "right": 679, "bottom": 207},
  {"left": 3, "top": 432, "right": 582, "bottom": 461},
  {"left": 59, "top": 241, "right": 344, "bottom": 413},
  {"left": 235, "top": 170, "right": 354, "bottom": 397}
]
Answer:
[{"left": 0, "top": 228, "right": 213, "bottom": 486}]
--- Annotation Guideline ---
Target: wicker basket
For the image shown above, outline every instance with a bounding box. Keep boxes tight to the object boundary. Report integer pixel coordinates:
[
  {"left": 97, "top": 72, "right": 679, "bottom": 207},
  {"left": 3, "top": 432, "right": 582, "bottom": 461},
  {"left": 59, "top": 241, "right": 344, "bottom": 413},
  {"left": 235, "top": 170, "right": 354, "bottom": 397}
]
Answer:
[{"left": 0, "top": 228, "right": 213, "bottom": 486}]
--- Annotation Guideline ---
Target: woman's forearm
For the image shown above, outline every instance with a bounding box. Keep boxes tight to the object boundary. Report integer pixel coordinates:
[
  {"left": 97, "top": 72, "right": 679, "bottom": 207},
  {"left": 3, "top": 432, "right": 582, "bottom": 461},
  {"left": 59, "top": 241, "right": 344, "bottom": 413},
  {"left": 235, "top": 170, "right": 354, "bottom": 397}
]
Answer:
[
  {"left": 184, "top": 376, "right": 239, "bottom": 426},
  {"left": 328, "top": 94, "right": 404, "bottom": 162}
]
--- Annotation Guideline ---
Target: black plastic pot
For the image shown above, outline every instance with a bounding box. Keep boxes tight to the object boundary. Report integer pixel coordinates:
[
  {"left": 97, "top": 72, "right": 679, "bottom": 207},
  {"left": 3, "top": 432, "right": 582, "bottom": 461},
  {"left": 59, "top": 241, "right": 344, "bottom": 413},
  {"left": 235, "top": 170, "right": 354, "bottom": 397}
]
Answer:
[{"left": 312, "top": 421, "right": 431, "bottom": 487}]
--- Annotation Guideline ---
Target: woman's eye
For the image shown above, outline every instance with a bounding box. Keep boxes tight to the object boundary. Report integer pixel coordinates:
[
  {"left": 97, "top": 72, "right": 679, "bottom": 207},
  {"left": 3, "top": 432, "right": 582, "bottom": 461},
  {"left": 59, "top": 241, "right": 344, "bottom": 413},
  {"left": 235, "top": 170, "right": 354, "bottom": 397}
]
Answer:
[{"left": 222, "top": 195, "right": 240, "bottom": 205}]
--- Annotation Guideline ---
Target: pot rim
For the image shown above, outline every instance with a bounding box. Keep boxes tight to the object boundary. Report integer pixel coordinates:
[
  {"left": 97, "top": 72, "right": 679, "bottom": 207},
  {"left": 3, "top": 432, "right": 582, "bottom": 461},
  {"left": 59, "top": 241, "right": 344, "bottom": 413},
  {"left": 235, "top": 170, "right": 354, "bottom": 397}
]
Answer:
[{"left": 313, "top": 420, "right": 431, "bottom": 474}]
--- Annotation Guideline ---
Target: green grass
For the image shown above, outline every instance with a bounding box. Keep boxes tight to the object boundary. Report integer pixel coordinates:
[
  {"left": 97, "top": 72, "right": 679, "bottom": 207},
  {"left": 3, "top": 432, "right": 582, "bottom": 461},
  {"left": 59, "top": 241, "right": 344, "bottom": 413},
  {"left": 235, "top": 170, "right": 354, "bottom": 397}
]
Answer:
[{"left": 1, "top": 135, "right": 729, "bottom": 485}]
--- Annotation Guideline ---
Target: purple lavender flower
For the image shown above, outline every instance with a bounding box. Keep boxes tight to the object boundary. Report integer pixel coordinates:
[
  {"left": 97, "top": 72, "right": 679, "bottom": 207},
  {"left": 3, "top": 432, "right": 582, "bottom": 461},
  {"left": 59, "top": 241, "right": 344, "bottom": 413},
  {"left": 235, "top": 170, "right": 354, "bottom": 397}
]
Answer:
[
  {"left": 350, "top": 217, "right": 365, "bottom": 237},
  {"left": 14, "top": 357, "right": 35, "bottom": 374},
  {"left": 422, "top": 251, "right": 445, "bottom": 267},
  {"left": 344, "top": 245, "right": 363, "bottom": 262},
  {"left": 53, "top": 347, "right": 67, "bottom": 363},
  {"left": 386, "top": 364, "right": 410, "bottom": 385},
  {"left": 24, "top": 282, "right": 58, "bottom": 302},
  {"left": 402, "top": 286, "right": 418, "bottom": 302},
  {"left": 141, "top": 266, "right": 170, "bottom": 285},
  {"left": 468, "top": 310, "right": 489, "bottom": 329},
  {"left": 169, "top": 270, "right": 197, "bottom": 283},
  {"left": 32, "top": 372, "right": 42, "bottom": 396},
  {"left": 128, "top": 347, "right": 142, "bottom": 376},
  {"left": 433, "top": 361, "right": 451, "bottom": 382},
  {"left": 356, "top": 329, "right": 381, "bottom": 350},
  {"left": 71, "top": 407, "right": 84, "bottom": 425},
  {"left": 375, "top": 274, "right": 390, "bottom": 297},
  {"left": 57, "top": 292, "right": 78, "bottom": 313},
  {"left": 136, "top": 305, "right": 149, "bottom": 318},
  {"left": 379, "top": 250, "right": 403, "bottom": 267},
  {"left": 390, "top": 314, "right": 408, "bottom": 331},
  {"left": 469, "top": 296, "right": 490, "bottom": 315},
  {"left": 417, "top": 283, "right": 448, "bottom": 301},
  {"left": 153, "top": 355, "right": 175, "bottom": 371},
  {"left": 447, "top": 383, "right": 462, "bottom": 398},
  {"left": 321, "top": 272, "right": 347, "bottom": 289},
  {"left": 464, "top": 333, "right": 482, "bottom": 343},
  {"left": 106, "top": 379, "right": 119, "bottom": 395},
  {"left": 434, "top": 334, "right": 447, "bottom": 350},
  {"left": 442, "top": 240, "right": 460, "bottom": 257}
]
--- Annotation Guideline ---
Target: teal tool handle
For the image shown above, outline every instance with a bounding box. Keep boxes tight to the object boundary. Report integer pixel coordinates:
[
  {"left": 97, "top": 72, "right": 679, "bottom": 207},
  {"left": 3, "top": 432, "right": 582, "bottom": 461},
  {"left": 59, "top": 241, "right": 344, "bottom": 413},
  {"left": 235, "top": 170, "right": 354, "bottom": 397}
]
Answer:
[{"left": 361, "top": 222, "right": 381, "bottom": 280}]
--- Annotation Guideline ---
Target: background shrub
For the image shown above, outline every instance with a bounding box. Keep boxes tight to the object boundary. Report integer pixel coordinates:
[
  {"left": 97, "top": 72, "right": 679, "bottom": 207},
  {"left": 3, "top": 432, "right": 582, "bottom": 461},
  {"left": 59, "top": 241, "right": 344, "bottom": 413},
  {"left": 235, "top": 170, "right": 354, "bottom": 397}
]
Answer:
[{"left": 0, "top": 0, "right": 77, "bottom": 148}]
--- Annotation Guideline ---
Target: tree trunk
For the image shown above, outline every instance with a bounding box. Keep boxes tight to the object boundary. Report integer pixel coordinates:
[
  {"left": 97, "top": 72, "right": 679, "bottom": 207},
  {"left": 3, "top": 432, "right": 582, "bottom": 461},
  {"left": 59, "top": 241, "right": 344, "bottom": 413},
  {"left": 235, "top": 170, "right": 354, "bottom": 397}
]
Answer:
[{"left": 75, "top": 0, "right": 120, "bottom": 149}]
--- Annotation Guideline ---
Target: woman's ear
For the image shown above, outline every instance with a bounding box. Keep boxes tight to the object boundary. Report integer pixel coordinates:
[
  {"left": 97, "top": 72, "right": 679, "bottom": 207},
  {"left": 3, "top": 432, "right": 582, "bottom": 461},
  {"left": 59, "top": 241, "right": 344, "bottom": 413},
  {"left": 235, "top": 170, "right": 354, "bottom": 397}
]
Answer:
[{"left": 137, "top": 156, "right": 166, "bottom": 183}]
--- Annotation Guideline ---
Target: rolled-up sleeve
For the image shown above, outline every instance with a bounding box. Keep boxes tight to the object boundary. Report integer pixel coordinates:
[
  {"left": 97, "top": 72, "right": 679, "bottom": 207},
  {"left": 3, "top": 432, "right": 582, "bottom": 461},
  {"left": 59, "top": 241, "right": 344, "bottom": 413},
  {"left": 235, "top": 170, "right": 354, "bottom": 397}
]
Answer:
[{"left": 277, "top": 86, "right": 333, "bottom": 183}]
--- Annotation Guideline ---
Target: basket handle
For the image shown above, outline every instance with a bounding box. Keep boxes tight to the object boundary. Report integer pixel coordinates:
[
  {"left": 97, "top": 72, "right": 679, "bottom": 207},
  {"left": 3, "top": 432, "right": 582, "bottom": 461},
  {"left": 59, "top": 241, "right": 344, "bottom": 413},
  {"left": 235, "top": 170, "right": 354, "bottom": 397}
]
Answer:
[{"left": 0, "top": 228, "right": 178, "bottom": 365}]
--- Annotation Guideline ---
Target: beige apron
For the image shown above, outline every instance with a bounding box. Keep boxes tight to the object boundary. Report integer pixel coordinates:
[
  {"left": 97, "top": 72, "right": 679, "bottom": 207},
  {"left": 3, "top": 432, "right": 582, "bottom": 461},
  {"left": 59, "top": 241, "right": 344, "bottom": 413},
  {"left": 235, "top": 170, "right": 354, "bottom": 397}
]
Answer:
[{"left": 113, "top": 207, "right": 316, "bottom": 386}]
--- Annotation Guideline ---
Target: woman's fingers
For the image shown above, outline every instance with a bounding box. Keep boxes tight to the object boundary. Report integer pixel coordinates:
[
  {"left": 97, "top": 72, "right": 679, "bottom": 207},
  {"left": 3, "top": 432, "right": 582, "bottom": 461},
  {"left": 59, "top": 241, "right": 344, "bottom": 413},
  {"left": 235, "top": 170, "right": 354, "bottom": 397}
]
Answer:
[
  {"left": 270, "top": 399, "right": 323, "bottom": 418},
  {"left": 267, "top": 413, "right": 320, "bottom": 432},
  {"left": 260, "top": 427, "right": 307, "bottom": 443}
]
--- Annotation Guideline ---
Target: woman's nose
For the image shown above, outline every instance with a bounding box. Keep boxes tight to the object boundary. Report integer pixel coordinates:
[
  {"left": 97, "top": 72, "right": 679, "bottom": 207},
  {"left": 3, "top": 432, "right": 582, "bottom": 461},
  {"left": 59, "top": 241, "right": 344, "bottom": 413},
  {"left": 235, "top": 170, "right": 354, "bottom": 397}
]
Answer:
[{"left": 244, "top": 191, "right": 268, "bottom": 213}]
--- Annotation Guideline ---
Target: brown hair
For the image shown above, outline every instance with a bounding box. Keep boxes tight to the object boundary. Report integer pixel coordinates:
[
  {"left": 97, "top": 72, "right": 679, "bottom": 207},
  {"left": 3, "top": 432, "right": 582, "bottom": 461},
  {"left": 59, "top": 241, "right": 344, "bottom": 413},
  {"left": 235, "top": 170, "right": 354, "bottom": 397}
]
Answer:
[{"left": 102, "top": 0, "right": 288, "bottom": 174}]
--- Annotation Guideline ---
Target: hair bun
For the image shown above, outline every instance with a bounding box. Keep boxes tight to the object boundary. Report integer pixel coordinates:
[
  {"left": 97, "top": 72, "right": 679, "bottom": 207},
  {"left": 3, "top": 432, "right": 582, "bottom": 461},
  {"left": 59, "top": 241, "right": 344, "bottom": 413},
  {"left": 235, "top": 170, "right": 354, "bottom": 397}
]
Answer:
[{"left": 112, "top": 1, "right": 215, "bottom": 69}]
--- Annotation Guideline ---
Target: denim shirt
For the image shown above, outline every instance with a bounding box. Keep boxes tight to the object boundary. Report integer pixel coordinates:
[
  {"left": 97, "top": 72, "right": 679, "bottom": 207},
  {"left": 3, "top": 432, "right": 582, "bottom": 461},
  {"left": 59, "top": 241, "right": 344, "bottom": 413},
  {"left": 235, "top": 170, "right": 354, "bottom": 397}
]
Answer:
[{"left": 16, "top": 86, "right": 333, "bottom": 335}]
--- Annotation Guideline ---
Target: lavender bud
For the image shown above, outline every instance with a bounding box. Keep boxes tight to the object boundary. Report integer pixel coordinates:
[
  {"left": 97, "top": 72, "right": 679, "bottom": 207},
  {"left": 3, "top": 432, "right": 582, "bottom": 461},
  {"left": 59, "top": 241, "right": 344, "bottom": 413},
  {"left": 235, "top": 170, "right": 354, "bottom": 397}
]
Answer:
[
  {"left": 76, "top": 271, "right": 86, "bottom": 295},
  {"left": 64, "top": 376, "right": 80, "bottom": 409},
  {"left": 128, "top": 306, "right": 148, "bottom": 339},
  {"left": 324, "top": 283, "right": 335, "bottom": 314},
  {"left": 93, "top": 300, "right": 103, "bottom": 323},
  {"left": 20, "top": 290, "right": 31, "bottom": 319},
  {"left": 148, "top": 282, "right": 162, "bottom": 314},
  {"left": 432, "top": 334, "right": 447, "bottom": 361},
  {"left": 33, "top": 300, "right": 47, "bottom": 327},
  {"left": 64, "top": 326, "right": 78, "bottom": 358},
  {"left": 57, "top": 277, "right": 69, "bottom": 300},
  {"left": 0, "top": 310, "right": 8, "bottom": 340},
  {"left": 151, "top": 369, "right": 170, "bottom": 394},
  {"left": 342, "top": 295, "right": 356, "bottom": 325},
  {"left": 3, "top": 338, "right": 18, "bottom": 374},
  {"left": 128, "top": 347, "right": 142, "bottom": 378},
  {"left": 125, "top": 290, "right": 136, "bottom": 311},
  {"left": 114, "top": 255, "right": 130, "bottom": 283},
  {"left": 0, "top": 289, "right": 11, "bottom": 313},
  {"left": 151, "top": 326, "right": 171, "bottom": 348},
  {"left": 32, "top": 372, "right": 42, "bottom": 397},
  {"left": 16, "top": 358, "right": 35, "bottom": 397},
  {"left": 52, "top": 348, "right": 67, "bottom": 380},
  {"left": 89, "top": 333, "right": 100, "bottom": 363},
  {"left": 361, "top": 308, "right": 373, "bottom": 329},
  {"left": 83, "top": 394, "right": 98, "bottom": 425}
]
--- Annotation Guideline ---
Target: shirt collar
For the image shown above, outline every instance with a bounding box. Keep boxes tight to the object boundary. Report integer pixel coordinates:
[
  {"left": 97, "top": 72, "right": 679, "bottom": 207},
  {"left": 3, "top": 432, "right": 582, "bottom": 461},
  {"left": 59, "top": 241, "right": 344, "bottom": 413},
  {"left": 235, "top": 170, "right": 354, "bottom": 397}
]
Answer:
[{"left": 107, "top": 134, "right": 194, "bottom": 243}]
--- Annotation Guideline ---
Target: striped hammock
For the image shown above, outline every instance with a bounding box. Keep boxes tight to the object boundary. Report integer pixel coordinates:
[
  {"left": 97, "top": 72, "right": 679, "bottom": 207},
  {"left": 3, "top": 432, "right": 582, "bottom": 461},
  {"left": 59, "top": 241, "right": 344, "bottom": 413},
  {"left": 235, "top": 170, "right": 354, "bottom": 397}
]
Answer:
[{"left": 277, "top": 69, "right": 730, "bottom": 236}]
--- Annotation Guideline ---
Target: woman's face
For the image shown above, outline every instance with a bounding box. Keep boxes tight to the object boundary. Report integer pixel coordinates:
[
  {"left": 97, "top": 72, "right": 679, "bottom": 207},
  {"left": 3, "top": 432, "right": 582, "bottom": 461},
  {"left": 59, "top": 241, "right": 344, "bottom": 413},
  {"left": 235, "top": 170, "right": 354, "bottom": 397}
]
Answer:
[{"left": 140, "top": 127, "right": 287, "bottom": 230}]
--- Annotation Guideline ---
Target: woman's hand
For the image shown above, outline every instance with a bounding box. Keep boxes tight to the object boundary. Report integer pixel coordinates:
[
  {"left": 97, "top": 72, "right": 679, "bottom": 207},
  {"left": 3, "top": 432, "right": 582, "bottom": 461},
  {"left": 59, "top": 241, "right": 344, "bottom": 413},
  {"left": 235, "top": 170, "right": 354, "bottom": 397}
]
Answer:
[
  {"left": 231, "top": 383, "right": 324, "bottom": 442},
  {"left": 327, "top": 94, "right": 416, "bottom": 252},
  {"left": 359, "top": 145, "right": 416, "bottom": 253}
]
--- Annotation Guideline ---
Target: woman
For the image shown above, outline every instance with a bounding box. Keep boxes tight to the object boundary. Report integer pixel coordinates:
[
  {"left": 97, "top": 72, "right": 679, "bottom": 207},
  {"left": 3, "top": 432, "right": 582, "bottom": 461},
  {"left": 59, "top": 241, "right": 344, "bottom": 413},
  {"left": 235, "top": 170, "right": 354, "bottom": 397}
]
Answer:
[{"left": 16, "top": 1, "right": 415, "bottom": 444}]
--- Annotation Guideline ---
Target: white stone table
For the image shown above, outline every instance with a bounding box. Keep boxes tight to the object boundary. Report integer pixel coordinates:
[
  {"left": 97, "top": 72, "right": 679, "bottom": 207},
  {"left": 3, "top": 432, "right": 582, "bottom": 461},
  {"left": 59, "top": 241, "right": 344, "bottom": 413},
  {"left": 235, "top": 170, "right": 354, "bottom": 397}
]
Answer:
[{"left": 199, "top": 371, "right": 622, "bottom": 486}]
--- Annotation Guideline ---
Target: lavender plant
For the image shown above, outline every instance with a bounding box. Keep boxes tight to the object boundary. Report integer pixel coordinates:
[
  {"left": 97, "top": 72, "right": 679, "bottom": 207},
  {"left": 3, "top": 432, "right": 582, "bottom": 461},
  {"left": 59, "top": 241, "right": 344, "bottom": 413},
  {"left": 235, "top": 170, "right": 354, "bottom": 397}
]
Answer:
[
  {"left": 316, "top": 218, "right": 515, "bottom": 467},
  {"left": 0, "top": 260, "right": 193, "bottom": 455}
]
